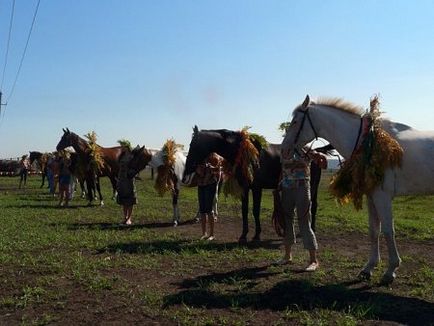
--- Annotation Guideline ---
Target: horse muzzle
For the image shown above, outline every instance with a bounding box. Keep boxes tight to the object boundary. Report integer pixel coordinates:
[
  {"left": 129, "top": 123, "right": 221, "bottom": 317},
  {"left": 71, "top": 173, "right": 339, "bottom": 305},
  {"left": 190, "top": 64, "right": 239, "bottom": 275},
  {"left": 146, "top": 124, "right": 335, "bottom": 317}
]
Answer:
[{"left": 182, "top": 172, "right": 196, "bottom": 186}]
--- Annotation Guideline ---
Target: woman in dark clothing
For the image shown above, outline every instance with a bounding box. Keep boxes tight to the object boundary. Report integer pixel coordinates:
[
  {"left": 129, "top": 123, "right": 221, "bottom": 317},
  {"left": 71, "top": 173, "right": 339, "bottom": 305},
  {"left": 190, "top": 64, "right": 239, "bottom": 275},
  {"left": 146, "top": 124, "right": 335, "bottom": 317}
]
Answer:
[
  {"left": 18, "top": 155, "right": 30, "bottom": 189},
  {"left": 116, "top": 150, "right": 137, "bottom": 225}
]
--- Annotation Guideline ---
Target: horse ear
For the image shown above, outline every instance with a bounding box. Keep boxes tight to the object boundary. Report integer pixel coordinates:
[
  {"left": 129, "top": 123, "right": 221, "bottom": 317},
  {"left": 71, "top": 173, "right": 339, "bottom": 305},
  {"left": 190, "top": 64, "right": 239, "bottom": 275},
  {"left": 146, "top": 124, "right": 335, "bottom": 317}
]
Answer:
[
  {"left": 66, "top": 128, "right": 70, "bottom": 133},
  {"left": 193, "top": 125, "right": 199, "bottom": 134},
  {"left": 301, "top": 95, "right": 310, "bottom": 110},
  {"left": 62, "top": 128, "right": 66, "bottom": 133}
]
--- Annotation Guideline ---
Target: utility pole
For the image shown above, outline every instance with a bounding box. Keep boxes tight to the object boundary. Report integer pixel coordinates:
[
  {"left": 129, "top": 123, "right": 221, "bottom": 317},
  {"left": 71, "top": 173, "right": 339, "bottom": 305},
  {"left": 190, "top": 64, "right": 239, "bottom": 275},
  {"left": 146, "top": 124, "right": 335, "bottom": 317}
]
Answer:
[{"left": 0, "top": 91, "right": 7, "bottom": 115}]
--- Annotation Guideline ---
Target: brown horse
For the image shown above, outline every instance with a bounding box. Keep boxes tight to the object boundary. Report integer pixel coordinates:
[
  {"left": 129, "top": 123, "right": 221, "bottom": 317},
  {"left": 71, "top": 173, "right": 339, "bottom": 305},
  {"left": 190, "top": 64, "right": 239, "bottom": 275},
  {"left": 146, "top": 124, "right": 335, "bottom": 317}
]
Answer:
[
  {"left": 29, "top": 151, "right": 50, "bottom": 188},
  {"left": 56, "top": 128, "right": 123, "bottom": 205}
]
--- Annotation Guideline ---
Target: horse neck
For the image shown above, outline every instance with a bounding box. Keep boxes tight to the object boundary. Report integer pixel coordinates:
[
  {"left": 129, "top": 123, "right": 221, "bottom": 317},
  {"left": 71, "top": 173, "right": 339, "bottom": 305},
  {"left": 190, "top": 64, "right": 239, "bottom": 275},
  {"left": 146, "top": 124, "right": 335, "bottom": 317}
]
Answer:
[
  {"left": 71, "top": 135, "right": 90, "bottom": 156},
  {"left": 313, "top": 105, "right": 363, "bottom": 159},
  {"left": 207, "top": 132, "right": 239, "bottom": 164}
]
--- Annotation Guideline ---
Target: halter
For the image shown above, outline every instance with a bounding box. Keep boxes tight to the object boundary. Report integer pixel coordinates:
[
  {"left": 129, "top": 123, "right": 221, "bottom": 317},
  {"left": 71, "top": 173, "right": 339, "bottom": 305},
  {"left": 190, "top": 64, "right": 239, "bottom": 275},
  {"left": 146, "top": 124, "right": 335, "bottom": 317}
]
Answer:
[{"left": 292, "top": 107, "right": 319, "bottom": 155}]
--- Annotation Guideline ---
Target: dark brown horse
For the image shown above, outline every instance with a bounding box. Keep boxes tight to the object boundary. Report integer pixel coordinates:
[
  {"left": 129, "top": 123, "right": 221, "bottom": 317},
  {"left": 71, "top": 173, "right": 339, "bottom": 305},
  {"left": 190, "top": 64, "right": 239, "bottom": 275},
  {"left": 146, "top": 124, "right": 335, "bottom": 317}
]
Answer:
[
  {"left": 182, "top": 126, "right": 333, "bottom": 243},
  {"left": 29, "top": 151, "right": 50, "bottom": 188},
  {"left": 125, "top": 146, "right": 153, "bottom": 177},
  {"left": 56, "top": 128, "right": 123, "bottom": 205}
]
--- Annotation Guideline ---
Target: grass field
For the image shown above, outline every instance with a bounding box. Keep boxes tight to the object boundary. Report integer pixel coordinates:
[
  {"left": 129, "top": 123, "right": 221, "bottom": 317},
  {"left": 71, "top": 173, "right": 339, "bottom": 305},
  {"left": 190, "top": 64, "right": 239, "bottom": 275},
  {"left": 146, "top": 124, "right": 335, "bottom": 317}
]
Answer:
[{"left": 0, "top": 171, "right": 433, "bottom": 325}]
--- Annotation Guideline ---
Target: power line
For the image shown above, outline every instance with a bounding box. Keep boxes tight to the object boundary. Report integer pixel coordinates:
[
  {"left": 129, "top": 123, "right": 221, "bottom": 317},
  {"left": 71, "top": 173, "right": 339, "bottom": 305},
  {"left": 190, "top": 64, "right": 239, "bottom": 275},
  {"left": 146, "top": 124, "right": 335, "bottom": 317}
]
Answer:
[
  {"left": 6, "top": 0, "right": 41, "bottom": 103},
  {"left": 0, "top": 0, "right": 16, "bottom": 91}
]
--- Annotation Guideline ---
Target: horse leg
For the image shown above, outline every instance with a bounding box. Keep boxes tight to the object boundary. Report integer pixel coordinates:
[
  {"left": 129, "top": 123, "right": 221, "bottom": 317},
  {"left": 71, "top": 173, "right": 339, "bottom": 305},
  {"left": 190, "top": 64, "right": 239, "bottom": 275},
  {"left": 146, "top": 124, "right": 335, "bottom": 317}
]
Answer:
[
  {"left": 80, "top": 179, "right": 86, "bottom": 198},
  {"left": 252, "top": 187, "right": 262, "bottom": 241},
  {"left": 239, "top": 188, "right": 249, "bottom": 244},
  {"left": 96, "top": 177, "right": 104, "bottom": 206},
  {"left": 86, "top": 176, "right": 94, "bottom": 205},
  {"left": 110, "top": 177, "right": 117, "bottom": 200},
  {"left": 172, "top": 187, "right": 180, "bottom": 226},
  {"left": 372, "top": 189, "right": 401, "bottom": 284},
  {"left": 40, "top": 172, "right": 45, "bottom": 188},
  {"left": 212, "top": 180, "right": 222, "bottom": 222},
  {"left": 359, "top": 195, "right": 381, "bottom": 280}
]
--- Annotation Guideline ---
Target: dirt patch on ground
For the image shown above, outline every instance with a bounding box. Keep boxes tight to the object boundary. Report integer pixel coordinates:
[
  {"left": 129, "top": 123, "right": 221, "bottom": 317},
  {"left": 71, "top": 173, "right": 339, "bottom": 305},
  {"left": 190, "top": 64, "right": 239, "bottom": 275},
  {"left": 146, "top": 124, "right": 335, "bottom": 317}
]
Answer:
[{"left": 1, "top": 212, "right": 433, "bottom": 325}]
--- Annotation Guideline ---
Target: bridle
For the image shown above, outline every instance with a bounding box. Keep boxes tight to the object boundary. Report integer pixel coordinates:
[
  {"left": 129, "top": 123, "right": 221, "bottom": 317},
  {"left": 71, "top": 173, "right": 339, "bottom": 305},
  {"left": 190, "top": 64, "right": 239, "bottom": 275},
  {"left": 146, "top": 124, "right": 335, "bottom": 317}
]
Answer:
[{"left": 291, "top": 107, "right": 319, "bottom": 155}]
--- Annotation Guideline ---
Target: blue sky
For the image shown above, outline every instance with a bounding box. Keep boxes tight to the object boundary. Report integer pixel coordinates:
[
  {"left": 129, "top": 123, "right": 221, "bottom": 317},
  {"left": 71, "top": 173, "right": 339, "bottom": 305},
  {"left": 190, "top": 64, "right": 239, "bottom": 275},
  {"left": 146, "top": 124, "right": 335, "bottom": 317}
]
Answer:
[{"left": 1, "top": 0, "right": 434, "bottom": 157}]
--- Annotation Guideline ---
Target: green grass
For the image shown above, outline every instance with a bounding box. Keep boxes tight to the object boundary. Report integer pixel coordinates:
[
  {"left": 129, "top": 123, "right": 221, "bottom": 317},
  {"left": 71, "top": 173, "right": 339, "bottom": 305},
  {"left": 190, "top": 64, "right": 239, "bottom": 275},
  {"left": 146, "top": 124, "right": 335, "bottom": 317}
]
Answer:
[{"left": 0, "top": 171, "right": 433, "bottom": 325}]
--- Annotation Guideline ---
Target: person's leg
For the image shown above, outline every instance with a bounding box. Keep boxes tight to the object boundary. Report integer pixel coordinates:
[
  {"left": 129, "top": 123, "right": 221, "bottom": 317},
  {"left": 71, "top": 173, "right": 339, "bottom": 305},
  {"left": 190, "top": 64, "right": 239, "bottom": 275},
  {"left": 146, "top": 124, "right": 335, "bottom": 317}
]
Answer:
[
  {"left": 198, "top": 186, "right": 208, "bottom": 239},
  {"left": 206, "top": 183, "right": 217, "bottom": 240},
  {"left": 208, "top": 213, "right": 215, "bottom": 240},
  {"left": 23, "top": 170, "right": 28, "bottom": 187},
  {"left": 19, "top": 170, "right": 23, "bottom": 189},
  {"left": 126, "top": 206, "right": 133, "bottom": 224},
  {"left": 275, "top": 187, "right": 296, "bottom": 264},
  {"left": 200, "top": 213, "right": 208, "bottom": 239},
  {"left": 58, "top": 185, "right": 64, "bottom": 206},
  {"left": 295, "top": 181, "right": 319, "bottom": 271},
  {"left": 122, "top": 205, "right": 129, "bottom": 223},
  {"left": 64, "top": 186, "right": 70, "bottom": 206}
]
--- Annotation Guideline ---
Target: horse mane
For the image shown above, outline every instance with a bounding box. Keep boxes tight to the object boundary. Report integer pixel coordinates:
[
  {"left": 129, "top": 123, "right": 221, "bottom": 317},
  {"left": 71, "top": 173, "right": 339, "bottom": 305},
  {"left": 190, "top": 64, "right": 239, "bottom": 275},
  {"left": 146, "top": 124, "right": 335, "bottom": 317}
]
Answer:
[
  {"left": 200, "top": 129, "right": 240, "bottom": 139},
  {"left": 309, "top": 97, "right": 365, "bottom": 116},
  {"left": 312, "top": 98, "right": 414, "bottom": 133}
]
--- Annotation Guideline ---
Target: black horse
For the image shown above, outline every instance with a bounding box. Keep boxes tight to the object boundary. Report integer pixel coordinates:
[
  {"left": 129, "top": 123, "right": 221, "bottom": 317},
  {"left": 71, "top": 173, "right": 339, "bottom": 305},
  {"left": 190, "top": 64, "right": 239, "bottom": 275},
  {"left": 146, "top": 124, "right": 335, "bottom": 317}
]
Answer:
[{"left": 182, "top": 126, "right": 333, "bottom": 243}]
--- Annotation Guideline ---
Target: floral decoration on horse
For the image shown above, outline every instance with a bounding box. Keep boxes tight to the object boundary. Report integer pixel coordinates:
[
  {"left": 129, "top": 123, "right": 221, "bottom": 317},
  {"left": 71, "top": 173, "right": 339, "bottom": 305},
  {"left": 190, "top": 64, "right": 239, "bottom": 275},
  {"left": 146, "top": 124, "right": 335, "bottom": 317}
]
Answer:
[
  {"left": 154, "top": 139, "right": 184, "bottom": 196},
  {"left": 330, "top": 96, "right": 403, "bottom": 209}
]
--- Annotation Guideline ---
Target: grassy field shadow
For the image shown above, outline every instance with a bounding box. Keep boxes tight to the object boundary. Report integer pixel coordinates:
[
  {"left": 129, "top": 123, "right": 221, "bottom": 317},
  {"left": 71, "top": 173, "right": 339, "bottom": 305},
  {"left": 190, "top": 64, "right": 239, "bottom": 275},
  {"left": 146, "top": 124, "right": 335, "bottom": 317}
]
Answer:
[{"left": 164, "top": 268, "right": 434, "bottom": 326}]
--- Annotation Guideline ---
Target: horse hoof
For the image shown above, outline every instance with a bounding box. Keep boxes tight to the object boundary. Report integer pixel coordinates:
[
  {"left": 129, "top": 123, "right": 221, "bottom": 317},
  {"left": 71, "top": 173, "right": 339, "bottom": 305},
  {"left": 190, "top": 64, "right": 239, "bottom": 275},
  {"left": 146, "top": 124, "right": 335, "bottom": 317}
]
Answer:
[
  {"left": 238, "top": 237, "right": 247, "bottom": 245},
  {"left": 251, "top": 235, "right": 261, "bottom": 242},
  {"left": 379, "top": 273, "right": 396, "bottom": 286},
  {"left": 358, "top": 270, "right": 372, "bottom": 281},
  {"left": 173, "top": 221, "right": 178, "bottom": 227},
  {"left": 100, "top": 201, "right": 104, "bottom": 207}
]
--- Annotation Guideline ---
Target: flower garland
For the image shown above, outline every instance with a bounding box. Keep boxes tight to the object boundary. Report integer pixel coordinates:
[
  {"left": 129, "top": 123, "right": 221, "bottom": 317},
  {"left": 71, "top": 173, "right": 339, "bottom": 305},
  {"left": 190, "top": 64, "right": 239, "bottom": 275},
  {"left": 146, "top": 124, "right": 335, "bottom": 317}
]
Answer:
[
  {"left": 84, "top": 131, "right": 105, "bottom": 174},
  {"left": 223, "top": 127, "right": 264, "bottom": 198},
  {"left": 154, "top": 139, "right": 184, "bottom": 196},
  {"left": 330, "top": 96, "right": 403, "bottom": 210},
  {"left": 117, "top": 139, "right": 132, "bottom": 151}
]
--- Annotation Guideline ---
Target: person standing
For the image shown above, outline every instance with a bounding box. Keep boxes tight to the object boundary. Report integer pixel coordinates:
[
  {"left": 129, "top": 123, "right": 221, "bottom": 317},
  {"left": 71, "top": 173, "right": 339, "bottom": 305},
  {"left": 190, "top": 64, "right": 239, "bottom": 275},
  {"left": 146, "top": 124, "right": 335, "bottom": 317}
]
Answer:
[
  {"left": 275, "top": 148, "right": 327, "bottom": 271},
  {"left": 196, "top": 154, "right": 221, "bottom": 241},
  {"left": 58, "top": 156, "right": 72, "bottom": 207},
  {"left": 116, "top": 149, "right": 137, "bottom": 225},
  {"left": 18, "top": 155, "right": 30, "bottom": 189}
]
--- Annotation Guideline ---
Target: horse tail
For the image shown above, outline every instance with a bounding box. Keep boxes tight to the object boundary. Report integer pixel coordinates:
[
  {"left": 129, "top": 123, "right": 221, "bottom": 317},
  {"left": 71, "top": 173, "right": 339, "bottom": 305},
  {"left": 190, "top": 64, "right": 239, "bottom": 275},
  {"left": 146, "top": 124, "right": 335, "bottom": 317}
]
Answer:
[{"left": 272, "top": 189, "right": 285, "bottom": 237}]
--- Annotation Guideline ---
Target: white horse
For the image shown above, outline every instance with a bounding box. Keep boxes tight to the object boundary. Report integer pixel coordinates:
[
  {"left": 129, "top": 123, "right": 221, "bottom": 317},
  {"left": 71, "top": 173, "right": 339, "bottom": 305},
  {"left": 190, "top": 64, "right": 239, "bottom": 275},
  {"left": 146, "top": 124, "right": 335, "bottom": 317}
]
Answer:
[
  {"left": 129, "top": 145, "right": 222, "bottom": 227},
  {"left": 149, "top": 149, "right": 186, "bottom": 226},
  {"left": 282, "top": 95, "right": 434, "bottom": 284}
]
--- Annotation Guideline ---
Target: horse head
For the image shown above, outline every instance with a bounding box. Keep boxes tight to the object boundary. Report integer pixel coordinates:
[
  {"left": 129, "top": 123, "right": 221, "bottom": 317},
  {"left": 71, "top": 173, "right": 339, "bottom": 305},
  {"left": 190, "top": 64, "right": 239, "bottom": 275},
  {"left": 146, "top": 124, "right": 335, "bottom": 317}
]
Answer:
[
  {"left": 56, "top": 128, "right": 74, "bottom": 151},
  {"left": 182, "top": 125, "right": 214, "bottom": 182},
  {"left": 281, "top": 95, "right": 319, "bottom": 156},
  {"left": 128, "top": 146, "right": 152, "bottom": 177},
  {"left": 28, "top": 151, "right": 41, "bottom": 165}
]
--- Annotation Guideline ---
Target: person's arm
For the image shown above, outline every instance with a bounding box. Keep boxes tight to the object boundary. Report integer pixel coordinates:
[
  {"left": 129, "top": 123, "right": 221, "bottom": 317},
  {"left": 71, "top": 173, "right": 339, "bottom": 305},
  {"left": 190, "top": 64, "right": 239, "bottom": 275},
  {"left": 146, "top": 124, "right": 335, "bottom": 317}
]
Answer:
[{"left": 307, "top": 150, "right": 328, "bottom": 169}]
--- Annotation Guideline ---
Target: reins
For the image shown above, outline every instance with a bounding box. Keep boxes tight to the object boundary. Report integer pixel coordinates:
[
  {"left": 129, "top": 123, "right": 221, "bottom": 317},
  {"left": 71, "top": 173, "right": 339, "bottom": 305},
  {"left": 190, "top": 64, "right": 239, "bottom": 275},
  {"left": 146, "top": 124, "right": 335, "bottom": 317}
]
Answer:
[{"left": 350, "top": 117, "right": 364, "bottom": 157}]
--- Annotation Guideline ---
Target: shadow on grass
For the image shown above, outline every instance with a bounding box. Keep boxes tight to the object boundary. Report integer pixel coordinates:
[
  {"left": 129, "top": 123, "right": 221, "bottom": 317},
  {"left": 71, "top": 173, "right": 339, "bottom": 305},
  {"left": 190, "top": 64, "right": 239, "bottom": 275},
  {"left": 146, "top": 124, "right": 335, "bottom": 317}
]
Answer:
[
  {"left": 98, "top": 238, "right": 280, "bottom": 255},
  {"left": 164, "top": 270, "right": 434, "bottom": 326},
  {"left": 3, "top": 203, "right": 85, "bottom": 209},
  {"left": 174, "top": 265, "right": 278, "bottom": 289},
  {"left": 66, "top": 218, "right": 198, "bottom": 231}
]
